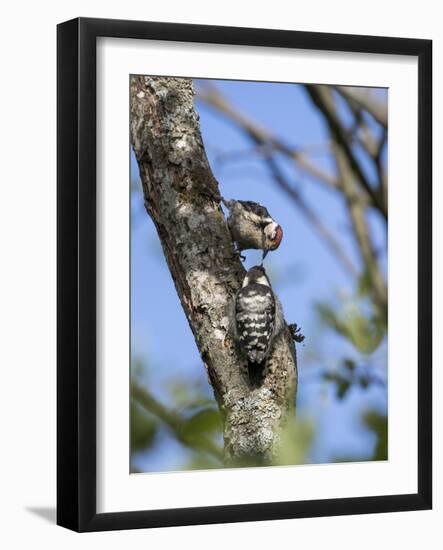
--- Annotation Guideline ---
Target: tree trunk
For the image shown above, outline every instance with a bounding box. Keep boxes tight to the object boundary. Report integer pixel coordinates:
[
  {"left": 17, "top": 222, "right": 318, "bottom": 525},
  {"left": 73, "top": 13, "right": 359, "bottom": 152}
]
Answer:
[{"left": 130, "top": 76, "right": 297, "bottom": 465}]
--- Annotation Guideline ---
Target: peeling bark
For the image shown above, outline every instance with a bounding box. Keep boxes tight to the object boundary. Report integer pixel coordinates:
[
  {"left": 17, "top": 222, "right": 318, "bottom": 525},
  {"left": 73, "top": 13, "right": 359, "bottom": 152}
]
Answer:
[{"left": 130, "top": 76, "right": 297, "bottom": 465}]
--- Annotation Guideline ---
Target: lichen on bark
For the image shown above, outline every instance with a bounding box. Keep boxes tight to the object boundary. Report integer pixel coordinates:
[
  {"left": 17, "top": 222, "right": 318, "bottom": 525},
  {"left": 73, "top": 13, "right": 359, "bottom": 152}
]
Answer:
[{"left": 130, "top": 75, "right": 298, "bottom": 465}]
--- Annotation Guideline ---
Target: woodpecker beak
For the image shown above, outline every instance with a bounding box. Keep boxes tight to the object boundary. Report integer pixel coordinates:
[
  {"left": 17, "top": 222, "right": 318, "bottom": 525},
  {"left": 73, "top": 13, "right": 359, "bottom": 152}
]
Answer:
[{"left": 270, "top": 225, "right": 283, "bottom": 250}]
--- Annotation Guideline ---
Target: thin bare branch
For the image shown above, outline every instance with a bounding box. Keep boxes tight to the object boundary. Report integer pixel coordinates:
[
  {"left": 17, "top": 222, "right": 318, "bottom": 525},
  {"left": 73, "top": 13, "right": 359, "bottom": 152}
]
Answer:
[
  {"left": 336, "top": 90, "right": 380, "bottom": 158},
  {"left": 332, "top": 87, "right": 388, "bottom": 217},
  {"left": 335, "top": 86, "right": 388, "bottom": 128},
  {"left": 333, "top": 141, "right": 387, "bottom": 312},
  {"left": 305, "top": 84, "right": 387, "bottom": 219},
  {"left": 308, "top": 86, "right": 387, "bottom": 312},
  {"left": 263, "top": 153, "right": 358, "bottom": 277},
  {"left": 197, "top": 85, "right": 357, "bottom": 277},
  {"left": 197, "top": 85, "right": 340, "bottom": 192},
  {"left": 375, "top": 129, "right": 388, "bottom": 211}
]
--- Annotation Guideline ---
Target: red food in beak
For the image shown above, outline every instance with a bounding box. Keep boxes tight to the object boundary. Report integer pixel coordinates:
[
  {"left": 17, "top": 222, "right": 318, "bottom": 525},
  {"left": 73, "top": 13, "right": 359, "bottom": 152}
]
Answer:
[{"left": 271, "top": 225, "right": 283, "bottom": 250}]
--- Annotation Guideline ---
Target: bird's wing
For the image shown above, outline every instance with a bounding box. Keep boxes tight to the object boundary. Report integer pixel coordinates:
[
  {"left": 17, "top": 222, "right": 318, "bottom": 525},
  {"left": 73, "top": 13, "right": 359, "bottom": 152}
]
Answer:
[
  {"left": 237, "top": 200, "right": 271, "bottom": 220},
  {"left": 235, "top": 283, "right": 276, "bottom": 362}
]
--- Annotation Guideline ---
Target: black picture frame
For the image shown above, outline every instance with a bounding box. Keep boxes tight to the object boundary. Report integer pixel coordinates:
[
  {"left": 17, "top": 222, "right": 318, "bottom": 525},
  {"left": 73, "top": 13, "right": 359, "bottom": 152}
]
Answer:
[{"left": 57, "top": 17, "right": 432, "bottom": 532}]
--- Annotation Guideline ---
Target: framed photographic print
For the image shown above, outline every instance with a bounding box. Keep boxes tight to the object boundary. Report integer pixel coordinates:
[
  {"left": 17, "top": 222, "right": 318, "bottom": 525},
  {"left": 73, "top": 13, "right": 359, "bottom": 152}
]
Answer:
[{"left": 57, "top": 17, "right": 432, "bottom": 532}]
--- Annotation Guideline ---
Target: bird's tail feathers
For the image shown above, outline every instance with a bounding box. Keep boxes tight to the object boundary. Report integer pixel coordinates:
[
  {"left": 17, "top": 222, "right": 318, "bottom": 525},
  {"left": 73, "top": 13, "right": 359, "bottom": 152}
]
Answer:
[{"left": 247, "top": 359, "right": 266, "bottom": 388}]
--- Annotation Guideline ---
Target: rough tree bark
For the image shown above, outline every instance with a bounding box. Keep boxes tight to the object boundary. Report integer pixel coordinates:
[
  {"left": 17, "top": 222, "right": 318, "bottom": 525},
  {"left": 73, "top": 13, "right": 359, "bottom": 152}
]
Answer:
[{"left": 130, "top": 76, "right": 297, "bottom": 465}]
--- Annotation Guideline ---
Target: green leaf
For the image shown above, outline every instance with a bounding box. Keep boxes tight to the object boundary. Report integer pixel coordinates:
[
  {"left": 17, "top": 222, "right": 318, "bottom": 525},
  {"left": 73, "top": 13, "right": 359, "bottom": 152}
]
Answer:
[
  {"left": 344, "top": 359, "right": 356, "bottom": 371},
  {"left": 274, "top": 418, "right": 314, "bottom": 466},
  {"left": 363, "top": 410, "right": 388, "bottom": 461},
  {"left": 130, "top": 400, "right": 157, "bottom": 452},
  {"left": 323, "top": 370, "right": 351, "bottom": 400},
  {"left": 357, "top": 267, "right": 373, "bottom": 298},
  {"left": 182, "top": 408, "right": 222, "bottom": 443},
  {"left": 316, "top": 302, "right": 384, "bottom": 354},
  {"left": 337, "top": 379, "right": 351, "bottom": 399}
]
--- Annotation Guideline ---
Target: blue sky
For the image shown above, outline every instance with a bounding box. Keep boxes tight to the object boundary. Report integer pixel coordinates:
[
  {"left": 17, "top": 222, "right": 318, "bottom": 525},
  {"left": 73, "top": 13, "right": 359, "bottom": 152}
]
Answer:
[{"left": 131, "top": 79, "right": 387, "bottom": 472}]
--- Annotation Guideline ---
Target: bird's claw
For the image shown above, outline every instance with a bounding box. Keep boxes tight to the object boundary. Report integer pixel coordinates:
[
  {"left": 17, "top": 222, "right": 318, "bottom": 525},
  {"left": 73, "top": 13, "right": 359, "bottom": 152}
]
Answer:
[
  {"left": 234, "top": 250, "right": 246, "bottom": 262},
  {"left": 289, "top": 323, "right": 305, "bottom": 343}
]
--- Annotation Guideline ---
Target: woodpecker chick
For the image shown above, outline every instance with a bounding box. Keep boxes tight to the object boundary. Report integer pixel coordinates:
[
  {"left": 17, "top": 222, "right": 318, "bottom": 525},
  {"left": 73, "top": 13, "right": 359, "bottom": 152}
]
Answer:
[
  {"left": 223, "top": 199, "right": 283, "bottom": 261},
  {"left": 233, "top": 265, "right": 284, "bottom": 386}
]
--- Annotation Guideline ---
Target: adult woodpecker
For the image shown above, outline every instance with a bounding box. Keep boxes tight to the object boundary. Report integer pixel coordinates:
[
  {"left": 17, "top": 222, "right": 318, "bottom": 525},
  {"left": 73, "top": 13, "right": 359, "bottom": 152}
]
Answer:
[
  {"left": 222, "top": 199, "right": 283, "bottom": 261},
  {"left": 232, "top": 265, "right": 285, "bottom": 386}
]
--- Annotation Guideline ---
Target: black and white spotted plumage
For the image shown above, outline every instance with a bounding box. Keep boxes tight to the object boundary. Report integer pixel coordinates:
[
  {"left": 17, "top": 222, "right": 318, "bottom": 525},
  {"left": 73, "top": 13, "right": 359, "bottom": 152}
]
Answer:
[
  {"left": 223, "top": 199, "right": 283, "bottom": 260},
  {"left": 233, "top": 266, "right": 283, "bottom": 386},
  {"left": 232, "top": 200, "right": 271, "bottom": 220}
]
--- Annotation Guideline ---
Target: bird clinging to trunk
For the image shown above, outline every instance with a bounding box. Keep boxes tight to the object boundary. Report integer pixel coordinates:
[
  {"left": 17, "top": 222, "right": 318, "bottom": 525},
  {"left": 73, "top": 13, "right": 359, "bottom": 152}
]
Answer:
[
  {"left": 222, "top": 199, "right": 283, "bottom": 261},
  {"left": 232, "top": 265, "right": 285, "bottom": 386}
]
